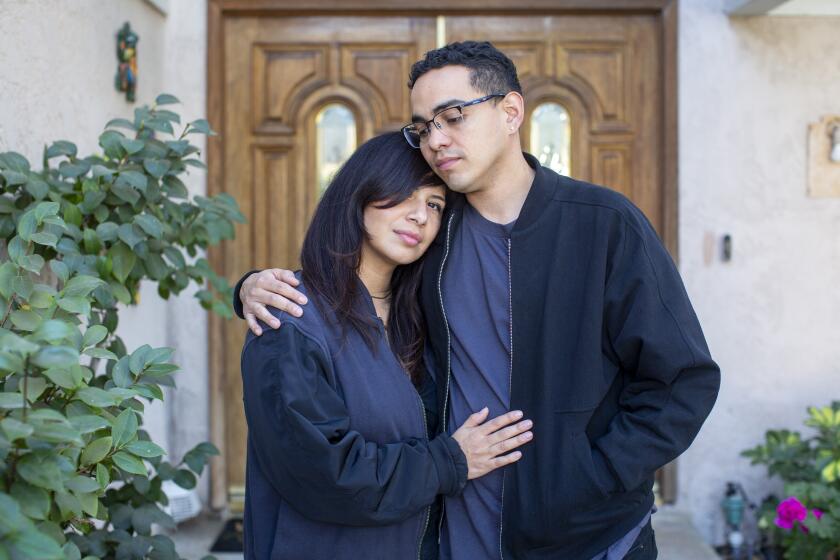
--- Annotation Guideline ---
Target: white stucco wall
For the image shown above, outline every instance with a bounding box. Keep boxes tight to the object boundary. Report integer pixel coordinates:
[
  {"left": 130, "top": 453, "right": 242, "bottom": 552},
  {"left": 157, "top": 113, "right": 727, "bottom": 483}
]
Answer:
[
  {"left": 678, "top": 0, "right": 840, "bottom": 545},
  {"left": 0, "top": 0, "right": 211, "bottom": 505}
]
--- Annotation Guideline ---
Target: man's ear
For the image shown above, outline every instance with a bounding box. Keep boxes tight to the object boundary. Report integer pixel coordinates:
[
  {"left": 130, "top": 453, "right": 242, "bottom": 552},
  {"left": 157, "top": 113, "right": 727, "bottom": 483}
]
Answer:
[{"left": 501, "top": 91, "right": 526, "bottom": 134}]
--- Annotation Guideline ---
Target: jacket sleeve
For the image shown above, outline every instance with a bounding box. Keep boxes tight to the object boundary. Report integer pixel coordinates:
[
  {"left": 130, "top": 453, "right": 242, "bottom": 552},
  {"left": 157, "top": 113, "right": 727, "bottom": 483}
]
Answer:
[
  {"left": 240, "top": 323, "right": 468, "bottom": 526},
  {"left": 232, "top": 270, "right": 259, "bottom": 319},
  {"left": 598, "top": 210, "right": 720, "bottom": 493}
]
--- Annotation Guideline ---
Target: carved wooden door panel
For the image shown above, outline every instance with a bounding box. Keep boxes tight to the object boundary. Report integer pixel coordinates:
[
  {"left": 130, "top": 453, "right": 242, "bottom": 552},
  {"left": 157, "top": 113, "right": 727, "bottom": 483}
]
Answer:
[
  {"left": 447, "top": 15, "right": 664, "bottom": 232},
  {"left": 217, "top": 14, "right": 437, "bottom": 509}
]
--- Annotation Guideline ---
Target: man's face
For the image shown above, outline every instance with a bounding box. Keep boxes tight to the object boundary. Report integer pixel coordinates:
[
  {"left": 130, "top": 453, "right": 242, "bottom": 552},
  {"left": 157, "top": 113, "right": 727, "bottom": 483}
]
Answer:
[{"left": 409, "top": 65, "right": 509, "bottom": 194}]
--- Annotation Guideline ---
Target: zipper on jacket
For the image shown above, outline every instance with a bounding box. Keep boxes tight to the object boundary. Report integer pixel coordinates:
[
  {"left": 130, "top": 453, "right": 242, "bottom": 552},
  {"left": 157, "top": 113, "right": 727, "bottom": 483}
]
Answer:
[
  {"left": 436, "top": 213, "right": 455, "bottom": 544},
  {"left": 499, "top": 237, "right": 514, "bottom": 560},
  {"left": 416, "top": 391, "right": 431, "bottom": 560}
]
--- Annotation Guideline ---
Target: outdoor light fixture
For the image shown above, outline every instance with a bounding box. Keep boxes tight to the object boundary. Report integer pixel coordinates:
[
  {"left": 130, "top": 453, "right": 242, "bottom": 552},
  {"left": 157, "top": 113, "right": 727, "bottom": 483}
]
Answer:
[{"left": 830, "top": 123, "right": 840, "bottom": 163}]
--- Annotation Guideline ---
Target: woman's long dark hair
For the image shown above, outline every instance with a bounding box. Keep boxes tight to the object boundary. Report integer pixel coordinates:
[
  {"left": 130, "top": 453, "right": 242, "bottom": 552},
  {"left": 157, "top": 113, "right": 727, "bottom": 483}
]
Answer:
[{"left": 301, "top": 132, "right": 445, "bottom": 385}]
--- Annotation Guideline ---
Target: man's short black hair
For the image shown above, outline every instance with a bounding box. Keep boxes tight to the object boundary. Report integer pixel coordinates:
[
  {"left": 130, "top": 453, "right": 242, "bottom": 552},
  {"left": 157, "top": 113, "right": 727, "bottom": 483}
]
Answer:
[{"left": 407, "top": 41, "right": 522, "bottom": 96}]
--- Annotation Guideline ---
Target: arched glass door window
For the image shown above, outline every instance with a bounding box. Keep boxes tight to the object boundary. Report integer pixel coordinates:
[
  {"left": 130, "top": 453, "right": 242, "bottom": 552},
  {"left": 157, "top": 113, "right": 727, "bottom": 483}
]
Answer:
[
  {"left": 316, "top": 104, "right": 357, "bottom": 195},
  {"left": 530, "top": 103, "right": 571, "bottom": 176}
]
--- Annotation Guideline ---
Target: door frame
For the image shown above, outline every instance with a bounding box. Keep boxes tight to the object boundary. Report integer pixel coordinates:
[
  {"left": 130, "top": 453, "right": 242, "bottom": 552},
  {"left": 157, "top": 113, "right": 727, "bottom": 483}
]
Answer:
[{"left": 206, "top": 0, "right": 679, "bottom": 510}]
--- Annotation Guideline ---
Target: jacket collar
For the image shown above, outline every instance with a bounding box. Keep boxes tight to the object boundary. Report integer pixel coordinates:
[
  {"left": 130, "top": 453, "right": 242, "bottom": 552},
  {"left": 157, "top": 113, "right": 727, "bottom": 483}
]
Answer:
[{"left": 431, "top": 151, "right": 556, "bottom": 245}]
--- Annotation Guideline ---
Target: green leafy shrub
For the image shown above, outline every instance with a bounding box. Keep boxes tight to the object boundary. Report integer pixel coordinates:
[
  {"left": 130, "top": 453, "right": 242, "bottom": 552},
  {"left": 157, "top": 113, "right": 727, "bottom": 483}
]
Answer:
[
  {"left": 743, "top": 402, "right": 840, "bottom": 559},
  {"left": 0, "top": 94, "right": 244, "bottom": 559}
]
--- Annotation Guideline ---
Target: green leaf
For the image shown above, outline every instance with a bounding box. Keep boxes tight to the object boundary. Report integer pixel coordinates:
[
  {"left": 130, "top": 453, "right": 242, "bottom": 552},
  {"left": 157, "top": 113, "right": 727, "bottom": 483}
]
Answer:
[
  {"left": 41, "top": 367, "right": 79, "bottom": 389},
  {"left": 25, "top": 176, "right": 49, "bottom": 199},
  {"left": 134, "top": 214, "right": 163, "bottom": 238},
  {"left": 0, "top": 392, "right": 25, "bottom": 409},
  {"left": 18, "top": 254, "right": 45, "bottom": 274},
  {"left": 132, "top": 503, "right": 175, "bottom": 535},
  {"left": 0, "top": 151, "right": 31, "bottom": 173},
  {"left": 125, "top": 440, "right": 165, "bottom": 458},
  {"left": 30, "top": 232, "right": 58, "bottom": 247},
  {"left": 65, "top": 476, "right": 100, "bottom": 494},
  {"left": 112, "top": 451, "right": 147, "bottom": 476},
  {"left": 10, "top": 481, "right": 50, "bottom": 520},
  {"left": 0, "top": 352, "right": 24, "bottom": 373},
  {"left": 34, "top": 201, "right": 59, "bottom": 221},
  {"left": 68, "top": 414, "right": 110, "bottom": 434},
  {"left": 95, "top": 221, "right": 118, "bottom": 242},
  {"left": 45, "top": 140, "right": 77, "bottom": 160},
  {"left": 56, "top": 296, "right": 91, "bottom": 316},
  {"left": 16, "top": 452, "right": 64, "bottom": 492},
  {"left": 33, "top": 320, "right": 76, "bottom": 343},
  {"left": 10, "top": 529, "right": 64, "bottom": 560},
  {"left": 82, "top": 228, "right": 100, "bottom": 254},
  {"left": 2, "top": 170, "right": 27, "bottom": 186},
  {"left": 173, "top": 468, "right": 197, "bottom": 489},
  {"left": 99, "top": 130, "right": 126, "bottom": 159},
  {"left": 96, "top": 463, "right": 110, "bottom": 488},
  {"left": 143, "top": 159, "right": 171, "bottom": 179},
  {"left": 54, "top": 490, "right": 83, "bottom": 519},
  {"left": 74, "top": 490, "right": 98, "bottom": 517},
  {"left": 128, "top": 345, "right": 153, "bottom": 375},
  {"left": 111, "top": 181, "right": 140, "bottom": 205},
  {"left": 31, "top": 422, "right": 82, "bottom": 445},
  {"left": 17, "top": 209, "right": 37, "bottom": 240},
  {"left": 22, "top": 376, "right": 47, "bottom": 402},
  {"left": 119, "top": 138, "right": 145, "bottom": 155},
  {"left": 162, "top": 176, "right": 189, "bottom": 198},
  {"left": 12, "top": 273, "right": 33, "bottom": 299},
  {"left": 80, "top": 436, "right": 113, "bottom": 466},
  {"left": 0, "top": 329, "right": 39, "bottom": 354},
  {"left": 32, "top": 346, "right": 79, "bottom": 369},
  {"left": 117, "top": 223, "right": 146, "bottom": 249},
  {"left": 187, "top": 119, "right": 216, "bottom": 136},
  {"left": 112, "top": 356, "right": 132, "bottom": 388},
  {"left": 118, "top": 170, "right": 147, "bottom": 190},
  {"left": 1, "top": 418, "right": 33, "bottom": 441},
  {"left": 105, "top": 118, "right": 136, "bottom": 131},
  {"left": 108, "top": 281, "right": 132, "bottom": 304},
  {"left": 111, "top": 408, "right": 138, "bottom": 448},
  {"left": 63, "top": 275, "right": 105, "bottom": 298},
  {"left": 63, "top": 203, "right": 83, "bottom": 227},
  {"left": 58, "top": 160, "right": 91, "bottom": 179},
  {"left": 10, "top": 310, "right": 42, "bottom": 331},
  {"left": 49, "top": 260, "right": 69, "bottom": 283},
  {"left": 83, "top": 347, "right": 118, "bottom": 361},
  {"left": 75, "top": 387, "right": 119, "bottom": 408},
  {"left": 0, "top": 262, "right": 15, "bottom": 299},
  {"left": 155, "top": 93, "right": 180, "bottom": 105},
  {"left": 109, "top": 242, "right": 136, "bottom": 282},
  {"left": 82, "top": 325, "right": 108, "bottom": 348}
]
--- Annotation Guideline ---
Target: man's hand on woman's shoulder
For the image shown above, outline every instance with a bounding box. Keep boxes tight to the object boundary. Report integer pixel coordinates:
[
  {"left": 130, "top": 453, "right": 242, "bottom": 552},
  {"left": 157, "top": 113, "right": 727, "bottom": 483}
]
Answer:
[{"left": 240, "top": 268, "right": 308, "bottom": 335}]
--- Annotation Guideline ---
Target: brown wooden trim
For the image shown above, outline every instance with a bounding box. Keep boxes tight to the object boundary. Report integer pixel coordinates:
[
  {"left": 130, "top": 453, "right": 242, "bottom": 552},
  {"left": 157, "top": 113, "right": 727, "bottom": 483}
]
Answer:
[
  {"left": 662, "top": 0, "right": 678, "bottom": 264},
  {"left": 206, "top": 0, "right": 228, "bottom": 511},
  {"left": 659, "top": 0, "right": 679, "bottom": 505},
  {"left": 209, "top": 0, "right": 673, "bottom": 15}
]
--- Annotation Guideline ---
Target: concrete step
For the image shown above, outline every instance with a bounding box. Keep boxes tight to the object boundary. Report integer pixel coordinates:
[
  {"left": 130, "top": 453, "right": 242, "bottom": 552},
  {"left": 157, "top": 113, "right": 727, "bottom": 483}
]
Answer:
[{"left": 167, "top": 506, "right": 719, "bottom": 559}]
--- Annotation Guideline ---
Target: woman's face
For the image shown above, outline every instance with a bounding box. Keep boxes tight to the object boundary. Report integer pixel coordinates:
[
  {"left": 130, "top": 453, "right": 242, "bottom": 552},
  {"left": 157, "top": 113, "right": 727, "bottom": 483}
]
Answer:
[{"left": 362, "top": 184, "right": 447, "bottom": 268}]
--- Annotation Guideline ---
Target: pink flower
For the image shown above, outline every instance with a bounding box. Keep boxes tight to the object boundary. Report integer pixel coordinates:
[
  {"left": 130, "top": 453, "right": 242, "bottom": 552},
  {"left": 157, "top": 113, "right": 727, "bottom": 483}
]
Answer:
[
  {"left": 813, "top": 508, "right": 823, "bottom": 520},
  {"left": 775, "top": 497, "right": 807, "bottom": 530}
]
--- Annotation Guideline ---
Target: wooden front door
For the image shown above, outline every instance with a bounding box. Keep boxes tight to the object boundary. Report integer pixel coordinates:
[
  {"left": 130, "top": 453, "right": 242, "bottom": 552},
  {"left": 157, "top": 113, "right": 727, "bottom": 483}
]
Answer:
[{"left": 208, "top": 1, "right": 677, "bottom": 510}]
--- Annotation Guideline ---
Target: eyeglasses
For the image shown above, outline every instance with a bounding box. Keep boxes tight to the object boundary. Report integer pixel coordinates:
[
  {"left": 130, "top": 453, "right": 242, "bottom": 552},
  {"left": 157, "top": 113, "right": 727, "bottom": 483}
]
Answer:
[{"left": 401, "top": 93, "right": 506, "bottom": 149}]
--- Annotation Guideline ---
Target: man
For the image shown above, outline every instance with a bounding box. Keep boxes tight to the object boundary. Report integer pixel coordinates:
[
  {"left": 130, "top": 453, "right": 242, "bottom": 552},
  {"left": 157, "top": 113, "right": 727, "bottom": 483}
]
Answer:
[{"left": 234, "top": 41, "right": 720, "bottom": 559}]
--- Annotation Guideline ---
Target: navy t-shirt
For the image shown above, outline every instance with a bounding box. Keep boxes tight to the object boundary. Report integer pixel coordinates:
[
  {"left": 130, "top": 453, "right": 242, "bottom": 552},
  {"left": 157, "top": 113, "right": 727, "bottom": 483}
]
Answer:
[{"left": 440, "top": 203, "right": 515, "bottom": 560}]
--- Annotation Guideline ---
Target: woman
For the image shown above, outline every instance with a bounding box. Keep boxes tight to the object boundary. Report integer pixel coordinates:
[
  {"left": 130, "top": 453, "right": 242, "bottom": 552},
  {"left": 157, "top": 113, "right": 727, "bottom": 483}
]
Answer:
[{"left": 240, "top": 133, "right": 532, "bottom": 560}]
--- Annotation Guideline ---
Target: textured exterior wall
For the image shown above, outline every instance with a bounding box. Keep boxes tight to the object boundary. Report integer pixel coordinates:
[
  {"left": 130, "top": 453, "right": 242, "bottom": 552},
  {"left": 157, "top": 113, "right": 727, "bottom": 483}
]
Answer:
[
  {"left": 0, "top": 0, "right": 211, "bottom": 505},
  {"left": 678, "top": 0, "right": 840, "bottom": 545}
]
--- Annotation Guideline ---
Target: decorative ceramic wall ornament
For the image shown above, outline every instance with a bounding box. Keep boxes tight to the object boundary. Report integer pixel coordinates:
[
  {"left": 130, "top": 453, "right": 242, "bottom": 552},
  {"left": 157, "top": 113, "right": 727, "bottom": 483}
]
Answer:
[{"left": 115, "top": 22, "right": 139, "bottom": 102}]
